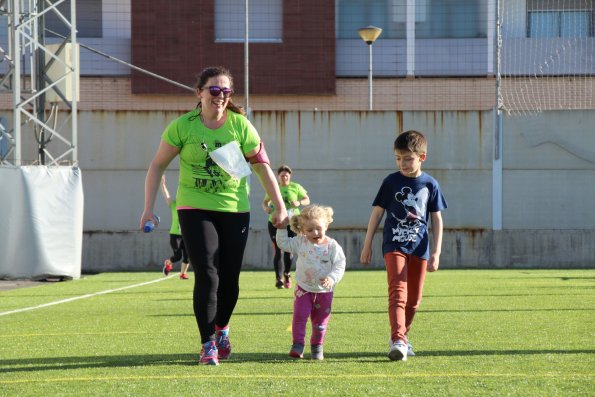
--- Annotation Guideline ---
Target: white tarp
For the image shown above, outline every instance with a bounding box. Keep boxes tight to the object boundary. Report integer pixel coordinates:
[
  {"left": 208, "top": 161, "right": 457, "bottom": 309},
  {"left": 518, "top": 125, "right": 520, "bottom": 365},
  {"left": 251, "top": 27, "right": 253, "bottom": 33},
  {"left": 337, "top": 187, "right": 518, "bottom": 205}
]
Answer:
[{"left": 0, "top": 166, "right": 83, "bottom": 280}]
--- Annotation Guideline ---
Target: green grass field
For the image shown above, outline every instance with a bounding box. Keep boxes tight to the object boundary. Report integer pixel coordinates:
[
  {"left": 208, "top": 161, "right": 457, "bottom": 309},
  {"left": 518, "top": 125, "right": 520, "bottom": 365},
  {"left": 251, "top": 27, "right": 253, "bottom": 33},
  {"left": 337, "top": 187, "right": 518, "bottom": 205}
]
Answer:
[{"left": 0, "top": 269, "right": 593, "bottom": 396}]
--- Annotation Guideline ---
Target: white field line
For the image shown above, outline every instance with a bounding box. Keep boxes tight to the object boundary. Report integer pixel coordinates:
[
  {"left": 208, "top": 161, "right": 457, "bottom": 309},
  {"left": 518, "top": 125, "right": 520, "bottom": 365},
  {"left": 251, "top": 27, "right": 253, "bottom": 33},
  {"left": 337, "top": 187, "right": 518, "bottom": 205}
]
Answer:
[
  {"left": 0, "top": 372, "right": 593, "bottom": 384},
  {"left": 0, "top": 275, "right": 175, "bottom": 317}
]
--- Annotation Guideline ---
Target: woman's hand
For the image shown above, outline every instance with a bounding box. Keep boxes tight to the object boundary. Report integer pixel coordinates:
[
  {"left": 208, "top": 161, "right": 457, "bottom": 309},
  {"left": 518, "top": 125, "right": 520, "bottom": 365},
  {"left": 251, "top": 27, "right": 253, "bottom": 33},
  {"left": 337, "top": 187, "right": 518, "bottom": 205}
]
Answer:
[{"left": 271, "top": 207, "right": 288, "bottom": 229}]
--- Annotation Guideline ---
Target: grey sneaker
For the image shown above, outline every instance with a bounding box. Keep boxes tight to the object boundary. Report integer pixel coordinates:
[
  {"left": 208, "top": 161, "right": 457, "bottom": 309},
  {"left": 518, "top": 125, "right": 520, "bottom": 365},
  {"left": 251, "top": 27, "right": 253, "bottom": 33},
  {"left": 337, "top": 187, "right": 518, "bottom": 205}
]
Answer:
[
  {"left": 289, "top": 343, "right": 304, "bottom": 359},
  {"left": 407, "top": 341, "right": 415, "bottom": 357},
  {"left": 390, "top": 337, "right": 415, "bottom": 357},
  {"left": 388, "top": 340, "right": 408, "bottom": 361},
  {"left": 311, "top": 344, "right": 324, "bottom": 360}
]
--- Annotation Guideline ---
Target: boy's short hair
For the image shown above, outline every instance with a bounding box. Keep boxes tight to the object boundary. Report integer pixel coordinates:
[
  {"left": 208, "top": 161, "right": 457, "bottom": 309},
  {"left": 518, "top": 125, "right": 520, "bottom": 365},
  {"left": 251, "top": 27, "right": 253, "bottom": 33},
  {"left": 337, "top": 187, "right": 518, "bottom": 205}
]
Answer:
[
  {"left": 277, "top": 164, "right": 292, "bottom": 174},
  {"left": 394, "top": 130, "right": 427, "bottom": 155}
]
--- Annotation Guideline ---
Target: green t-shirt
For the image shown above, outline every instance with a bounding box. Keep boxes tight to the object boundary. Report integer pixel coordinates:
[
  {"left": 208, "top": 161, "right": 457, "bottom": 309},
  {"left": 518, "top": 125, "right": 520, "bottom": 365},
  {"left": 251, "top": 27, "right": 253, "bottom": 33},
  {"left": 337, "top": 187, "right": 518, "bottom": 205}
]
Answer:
[
  {"left": 169, "top": 200, "right": 181, "bottom": 235},
  {"left": 162, "top": 110, "right": 260, "bottom": 212},
  {"left": 265, "top": 182, "right": 308, "bottom": 222}
]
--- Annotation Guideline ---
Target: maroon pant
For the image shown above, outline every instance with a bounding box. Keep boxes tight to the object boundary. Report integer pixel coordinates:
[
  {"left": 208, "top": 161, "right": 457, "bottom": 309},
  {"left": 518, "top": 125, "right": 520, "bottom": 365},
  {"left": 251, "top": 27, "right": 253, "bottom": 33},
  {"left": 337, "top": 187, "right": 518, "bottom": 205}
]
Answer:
[
  {"left": 292, "top": 285, "right": 334, "bottom": 346},
  {"left": 384, "top": 251, "right": 427, "bottom": 343}
]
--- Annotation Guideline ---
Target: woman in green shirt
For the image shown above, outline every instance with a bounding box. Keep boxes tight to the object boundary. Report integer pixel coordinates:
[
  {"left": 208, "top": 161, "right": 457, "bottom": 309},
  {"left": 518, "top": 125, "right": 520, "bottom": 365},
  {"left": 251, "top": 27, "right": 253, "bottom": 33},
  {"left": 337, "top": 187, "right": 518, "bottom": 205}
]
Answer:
[{"left": 141, "top": 66, "right": 287, "bottom": 366}]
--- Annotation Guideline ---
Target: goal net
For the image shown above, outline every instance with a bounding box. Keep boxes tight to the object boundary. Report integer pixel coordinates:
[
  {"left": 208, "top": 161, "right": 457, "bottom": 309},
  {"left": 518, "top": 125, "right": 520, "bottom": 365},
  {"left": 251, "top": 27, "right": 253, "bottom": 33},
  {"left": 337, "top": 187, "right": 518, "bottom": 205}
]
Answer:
[{"left": 499, "top": 0, "right": 595, "bottom": 115}]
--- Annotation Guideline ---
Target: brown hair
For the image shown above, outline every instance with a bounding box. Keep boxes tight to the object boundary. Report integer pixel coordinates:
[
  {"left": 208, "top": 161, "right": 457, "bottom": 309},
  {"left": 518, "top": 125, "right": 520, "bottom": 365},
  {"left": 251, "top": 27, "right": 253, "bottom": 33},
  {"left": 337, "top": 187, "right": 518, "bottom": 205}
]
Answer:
[
  {"left": 394, "top": 130, "right": 427, "bottom": 155},
  {"left": 277, "top": 164, "right": 292, "bottom": 174},
  {"left": 289, "top": 204, "right": 334, "bottom": 234},
  {"left": 195, "top": 66, "right": 246, "bottom": 116}
]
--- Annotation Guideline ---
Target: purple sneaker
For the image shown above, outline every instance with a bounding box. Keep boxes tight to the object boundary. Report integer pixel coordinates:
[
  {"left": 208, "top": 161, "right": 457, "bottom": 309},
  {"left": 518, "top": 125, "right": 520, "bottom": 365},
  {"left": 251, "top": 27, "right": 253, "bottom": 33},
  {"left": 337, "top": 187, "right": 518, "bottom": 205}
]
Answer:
[
  {"left": 289, "top": 343, "right": 304, "bottom": 359},
  {"left": 216, "top": 328, "right": 231, "bottom": 360},
  {"left": 199, "top": 341, "right": 219, "bottom": 366}
]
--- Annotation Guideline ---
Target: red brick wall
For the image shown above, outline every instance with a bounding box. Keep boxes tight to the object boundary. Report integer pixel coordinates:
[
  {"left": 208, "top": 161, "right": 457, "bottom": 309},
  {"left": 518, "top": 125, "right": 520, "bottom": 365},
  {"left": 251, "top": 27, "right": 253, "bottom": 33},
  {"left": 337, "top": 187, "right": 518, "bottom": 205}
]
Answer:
[{"left": 131, "top": 0, "right": 335, "bottom": 95}]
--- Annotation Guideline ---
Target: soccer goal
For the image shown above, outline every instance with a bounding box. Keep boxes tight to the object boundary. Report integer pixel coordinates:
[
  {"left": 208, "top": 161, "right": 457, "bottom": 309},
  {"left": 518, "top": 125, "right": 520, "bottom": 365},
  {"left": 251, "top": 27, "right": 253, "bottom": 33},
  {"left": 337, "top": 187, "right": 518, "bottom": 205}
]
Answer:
[{"left": 498, "top": 0, "right": 595, "bottom": 115}]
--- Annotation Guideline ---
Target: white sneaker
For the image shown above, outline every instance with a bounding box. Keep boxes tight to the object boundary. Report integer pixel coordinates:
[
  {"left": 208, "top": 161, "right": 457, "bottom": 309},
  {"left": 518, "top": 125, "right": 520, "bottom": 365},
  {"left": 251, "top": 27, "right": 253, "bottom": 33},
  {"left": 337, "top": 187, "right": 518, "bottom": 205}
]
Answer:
[
  {"left": 407, "top": 342, "right": 415, "bottom": 357},
  {"left": 389, "top": 338, "right": 415, "bottom": 357},
  {"left": 388, "top": 340, "right": 408, "bottom": 361}
]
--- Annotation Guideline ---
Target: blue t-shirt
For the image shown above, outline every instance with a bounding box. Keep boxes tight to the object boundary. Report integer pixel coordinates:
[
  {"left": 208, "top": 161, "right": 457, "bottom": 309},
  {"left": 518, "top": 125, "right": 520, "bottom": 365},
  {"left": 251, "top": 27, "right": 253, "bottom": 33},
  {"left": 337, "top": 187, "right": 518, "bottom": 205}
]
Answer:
[{"left": 372, "top": 171, "right": 447, "bottom": 259}]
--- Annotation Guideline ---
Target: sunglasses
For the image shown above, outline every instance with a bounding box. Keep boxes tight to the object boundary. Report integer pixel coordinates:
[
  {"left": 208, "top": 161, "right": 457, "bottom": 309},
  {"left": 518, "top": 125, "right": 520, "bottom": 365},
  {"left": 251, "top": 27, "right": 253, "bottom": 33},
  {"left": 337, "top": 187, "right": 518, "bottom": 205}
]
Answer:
[{"left": 206, "top": 86, "right": 233, "bottom": 98}]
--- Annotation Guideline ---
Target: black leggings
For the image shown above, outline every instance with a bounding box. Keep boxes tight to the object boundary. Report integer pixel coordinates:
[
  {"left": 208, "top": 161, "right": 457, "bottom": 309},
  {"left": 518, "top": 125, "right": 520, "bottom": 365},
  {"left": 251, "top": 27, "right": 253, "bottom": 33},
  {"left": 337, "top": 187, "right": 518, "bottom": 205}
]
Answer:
[
  {"left": 178, "top": 209, "right": 250, "bottom": 344},
  {"left": 268, "top": 221, "right": 295, "bottom": 279},
  {"left": 169, "top": 234, "right": 189, "bottom": 263}
]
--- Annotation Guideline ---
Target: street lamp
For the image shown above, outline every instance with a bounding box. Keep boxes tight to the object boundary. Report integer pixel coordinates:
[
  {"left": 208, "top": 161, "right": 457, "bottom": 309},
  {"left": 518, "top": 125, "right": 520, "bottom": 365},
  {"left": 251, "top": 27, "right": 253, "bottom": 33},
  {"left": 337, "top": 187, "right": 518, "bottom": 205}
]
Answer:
[{"left": 357, "top": 25, "right": 382, "bottom": 111}]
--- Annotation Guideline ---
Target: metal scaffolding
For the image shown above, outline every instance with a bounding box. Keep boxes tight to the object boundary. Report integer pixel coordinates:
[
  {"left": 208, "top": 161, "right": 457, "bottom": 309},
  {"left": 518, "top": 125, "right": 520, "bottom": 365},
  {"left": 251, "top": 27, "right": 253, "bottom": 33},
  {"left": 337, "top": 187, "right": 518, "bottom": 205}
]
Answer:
[{"left": 0, "top": 0, "right": 78, "bottom": 166}]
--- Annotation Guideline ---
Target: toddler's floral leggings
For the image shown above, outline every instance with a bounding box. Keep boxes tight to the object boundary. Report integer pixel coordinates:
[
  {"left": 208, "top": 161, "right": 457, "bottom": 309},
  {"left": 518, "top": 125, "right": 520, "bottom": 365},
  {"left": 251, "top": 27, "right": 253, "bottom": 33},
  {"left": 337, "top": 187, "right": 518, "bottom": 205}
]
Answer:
[{"left": 292, "top": 285, "right": 333, "bottom": 346}]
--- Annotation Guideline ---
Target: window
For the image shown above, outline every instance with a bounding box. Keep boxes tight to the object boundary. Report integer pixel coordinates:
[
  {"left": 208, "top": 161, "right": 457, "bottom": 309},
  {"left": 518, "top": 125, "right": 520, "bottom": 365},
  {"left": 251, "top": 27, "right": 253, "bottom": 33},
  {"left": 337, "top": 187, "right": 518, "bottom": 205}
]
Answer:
[
  {"left": 528, "top": 0, "right": 593, "bottom": 38},
  {"left": 45, "top": 0, "right": 102, "bottom": 38},
  {"left": 416, "top": 0, "right": 482, "bottom": 39},
  {"left": 337, "top": 0, "right": 484, "bottom": 39},
  {"left": 215, "top": 0, "right": 282, "bottom": 43},
  {"left": 337, "top": 0, "right": 393, "bottom": 38}
]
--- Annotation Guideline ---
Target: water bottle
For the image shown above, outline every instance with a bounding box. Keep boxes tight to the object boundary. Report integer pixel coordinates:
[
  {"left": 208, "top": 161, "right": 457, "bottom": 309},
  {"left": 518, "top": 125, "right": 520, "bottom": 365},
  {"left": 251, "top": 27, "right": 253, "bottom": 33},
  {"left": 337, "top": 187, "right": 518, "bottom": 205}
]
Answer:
[{"left": 143, "top": 215, "right": 160, "bottom": 233}]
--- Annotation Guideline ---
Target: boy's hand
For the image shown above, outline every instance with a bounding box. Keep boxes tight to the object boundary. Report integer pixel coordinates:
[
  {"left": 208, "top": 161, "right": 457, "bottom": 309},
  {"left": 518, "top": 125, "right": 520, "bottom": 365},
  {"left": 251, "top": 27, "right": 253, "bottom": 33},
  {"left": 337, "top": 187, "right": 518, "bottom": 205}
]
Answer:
[
  {"left": 360, "top": 246, "right": 372, "bottom": 266},
  {"left": 427, "top": 254, "right": 440, "bottom": 272}
]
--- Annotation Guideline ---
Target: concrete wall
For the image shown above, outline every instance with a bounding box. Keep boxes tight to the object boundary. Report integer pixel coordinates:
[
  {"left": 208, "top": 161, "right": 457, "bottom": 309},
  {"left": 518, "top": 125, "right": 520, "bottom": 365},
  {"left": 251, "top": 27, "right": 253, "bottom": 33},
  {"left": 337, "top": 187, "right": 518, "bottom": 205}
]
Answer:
[{"left": 66, "top": 110, "right": 595, "bottom": 272}]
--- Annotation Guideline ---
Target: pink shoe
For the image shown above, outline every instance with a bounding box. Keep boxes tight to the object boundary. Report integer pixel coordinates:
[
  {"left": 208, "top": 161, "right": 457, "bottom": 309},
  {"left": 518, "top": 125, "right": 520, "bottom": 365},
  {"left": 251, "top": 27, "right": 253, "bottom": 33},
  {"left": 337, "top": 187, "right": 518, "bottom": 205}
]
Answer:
[
  {"left": 179, "top": 273, "right": 189, "bottom": 280},
  {"left": 199, "top": 341, "right": 219, "bottom": 366},
  {"left": 283, "top": 273, "right": 292, "bottom": 289},
  {"left": 289, "top": 343, "right": 304, "bottom": 359},
  {"left": 163, "top": 259, "right": 173, "bottom": 276},
  {"left": 216, "top": 328, "right": 232, "bottom": 360}
]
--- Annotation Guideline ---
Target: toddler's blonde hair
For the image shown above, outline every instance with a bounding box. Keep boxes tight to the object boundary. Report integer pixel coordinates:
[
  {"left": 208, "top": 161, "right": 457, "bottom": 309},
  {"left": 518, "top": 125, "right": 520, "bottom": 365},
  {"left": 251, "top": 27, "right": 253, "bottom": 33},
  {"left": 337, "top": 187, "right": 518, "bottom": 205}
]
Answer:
[{"left": 289, "top": 204, "right": 334, "bottom": 234}]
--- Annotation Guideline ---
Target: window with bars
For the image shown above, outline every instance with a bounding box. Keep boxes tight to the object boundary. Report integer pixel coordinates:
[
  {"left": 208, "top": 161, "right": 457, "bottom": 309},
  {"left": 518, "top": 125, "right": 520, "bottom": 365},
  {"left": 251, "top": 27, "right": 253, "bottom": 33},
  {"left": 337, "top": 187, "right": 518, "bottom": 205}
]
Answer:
[
  {"left": 527, "top": 0, "right": 594, "bottom": 38},
  {"left": 45, "top": 0, "right": 102, "bottom": 38},
  {"left": 214, "top": 0, "right": 282, "bottom": 43},
  {"left": 337, "top": 0, "right": 484, "bottom": 39}
]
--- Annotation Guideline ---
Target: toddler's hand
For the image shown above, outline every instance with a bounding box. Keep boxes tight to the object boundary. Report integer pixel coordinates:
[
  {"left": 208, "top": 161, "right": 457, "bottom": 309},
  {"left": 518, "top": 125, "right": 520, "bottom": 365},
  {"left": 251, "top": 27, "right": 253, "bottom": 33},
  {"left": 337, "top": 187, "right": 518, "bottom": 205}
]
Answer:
[
  {"left": 277, "top": 217, "right": 289, "bottom": 229},
  {"left": 320, "top": 277, "right": 334, "bottom": 289}
]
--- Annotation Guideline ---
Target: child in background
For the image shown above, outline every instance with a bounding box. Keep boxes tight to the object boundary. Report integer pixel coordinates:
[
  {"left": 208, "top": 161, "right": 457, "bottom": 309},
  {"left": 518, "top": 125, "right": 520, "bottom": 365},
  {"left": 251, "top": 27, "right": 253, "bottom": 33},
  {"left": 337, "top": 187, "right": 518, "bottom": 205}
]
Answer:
[
  {"left": 360, "top": 130, "right": 447, "bottom": 361},
  {"left": 263, "top": 164, "right": 310, "bottom": 289},
  {"left": 276, "top": 204, "right": 346, "bottom": 360},
  {"left": 160, "top": 175, "right": 191, "bottom": 279}
]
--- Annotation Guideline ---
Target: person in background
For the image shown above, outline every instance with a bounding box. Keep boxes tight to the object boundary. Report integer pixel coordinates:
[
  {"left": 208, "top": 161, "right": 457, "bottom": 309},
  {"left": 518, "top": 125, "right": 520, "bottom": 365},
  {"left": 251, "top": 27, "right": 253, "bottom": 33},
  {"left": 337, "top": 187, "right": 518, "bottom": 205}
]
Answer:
[
  {"left": 140, "top": 66, "right": 287, "bottom": 366},
  {"left": 276, "top": 204, "right": 346, "bottom": 360},
  {"left": 360, "top": 130, "right": 447, "bottom": 361},
  {"left": 262, "top": 164, "right": 310, "bottom": 289},
  {"left": 160, "top": 175, "right": 190, "bottom": 280}
]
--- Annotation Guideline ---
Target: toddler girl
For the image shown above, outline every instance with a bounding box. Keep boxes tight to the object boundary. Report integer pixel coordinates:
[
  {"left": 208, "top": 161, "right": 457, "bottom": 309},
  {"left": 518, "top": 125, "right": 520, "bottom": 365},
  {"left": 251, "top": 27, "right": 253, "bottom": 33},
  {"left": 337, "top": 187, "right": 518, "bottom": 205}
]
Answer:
[{"left": 276, "top": 204, "right": 346, "bottom": 360}]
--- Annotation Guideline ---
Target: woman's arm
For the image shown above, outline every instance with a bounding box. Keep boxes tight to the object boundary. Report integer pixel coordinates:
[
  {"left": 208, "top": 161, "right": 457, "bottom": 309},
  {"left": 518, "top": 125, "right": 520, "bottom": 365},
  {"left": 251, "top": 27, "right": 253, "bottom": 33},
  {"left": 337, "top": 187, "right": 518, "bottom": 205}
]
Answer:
[
  {"left": 262, "top": 196, "right": 272, "bottom": 214},
  {"left": 160, "top": 175, "right": 173, "bottom": 206},
  {"left": 250, "top": 161, "right": 287, "bottom": 227},
  {"left": 292, "top": 193, "right": 310, "bottom": 208}
]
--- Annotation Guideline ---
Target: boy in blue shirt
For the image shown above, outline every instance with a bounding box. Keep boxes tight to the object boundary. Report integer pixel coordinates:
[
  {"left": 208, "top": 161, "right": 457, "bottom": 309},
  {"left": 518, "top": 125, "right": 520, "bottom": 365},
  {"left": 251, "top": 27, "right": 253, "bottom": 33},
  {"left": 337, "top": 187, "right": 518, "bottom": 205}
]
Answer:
[{"left": 361, "top": 130, "right": 447, "bottom": 361}]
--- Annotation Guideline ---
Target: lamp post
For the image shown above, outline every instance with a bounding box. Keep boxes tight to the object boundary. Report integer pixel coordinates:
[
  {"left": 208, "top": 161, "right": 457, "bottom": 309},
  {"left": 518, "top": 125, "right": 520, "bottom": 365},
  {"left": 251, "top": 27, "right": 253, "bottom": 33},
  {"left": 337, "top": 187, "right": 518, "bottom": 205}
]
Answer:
[
  {"left": 357, "top": 25, "right": 382, "bottom": 110},
  {"left": 244, "top": 0, "right": 250, "bottom": 119}
]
